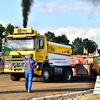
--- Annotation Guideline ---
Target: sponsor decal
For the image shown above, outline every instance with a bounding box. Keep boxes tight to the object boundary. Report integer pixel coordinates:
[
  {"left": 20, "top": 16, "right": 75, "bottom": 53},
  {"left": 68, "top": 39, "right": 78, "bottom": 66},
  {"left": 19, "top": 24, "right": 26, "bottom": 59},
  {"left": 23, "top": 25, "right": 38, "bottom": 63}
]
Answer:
[
  {"left": 14, "top": 28, "right": 32, "bottom": 33},
  {"left": 51, "top": 58, "right": 67, "bottom": 63},
  {"left": 39, "top": 56, "right": 43, "bottom": 58},
  {"left": 52, "top": 58, "right": 65, "bottom": 60},
  {"left": 48, "top": 46, "right": 55, "bottom": 52},
  {"left": 55, "top": 61, "right": 67, "bottom": 63}
]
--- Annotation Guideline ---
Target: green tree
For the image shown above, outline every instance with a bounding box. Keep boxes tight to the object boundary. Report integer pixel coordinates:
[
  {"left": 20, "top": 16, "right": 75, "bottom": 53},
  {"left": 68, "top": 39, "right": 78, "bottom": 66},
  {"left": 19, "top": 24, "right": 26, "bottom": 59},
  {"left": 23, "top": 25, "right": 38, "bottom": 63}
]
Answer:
[
  {"left": 72, "top": 37, "right": 83, "bottom": 55},
  {"left": 5, "top": 23, "right": 14, "bottom": 37},
  {"left": 4, "top": 23, "right": 19, "bottom": 37},
  {"left": 0, "top": 24, "right": 5, "bottom": 51},
  {"left": 83, "top": 38, "right": 98, "bottom": 53},
  {"left": 44, "top": 31, "right": 56, "bottom": 42},
  {"left": 98, "top": 49, "right": 100, "bottom": 55},
  {"left": 72, "top": 37, "right": 98, "bottom": 55},
  {"left": 56, "top": 34, "right": 70, "bottom": 45},
  {"left": 44, "top": 31, "right": 70, "bottom": 45}
]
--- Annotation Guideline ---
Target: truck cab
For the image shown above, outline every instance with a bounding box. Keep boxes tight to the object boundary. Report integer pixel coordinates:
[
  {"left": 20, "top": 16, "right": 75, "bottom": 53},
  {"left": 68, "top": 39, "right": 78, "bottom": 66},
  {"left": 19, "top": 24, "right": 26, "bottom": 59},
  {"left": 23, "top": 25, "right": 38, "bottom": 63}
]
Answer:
[{"left": 4, "top": 28, "right": 48, "bottom": 81}]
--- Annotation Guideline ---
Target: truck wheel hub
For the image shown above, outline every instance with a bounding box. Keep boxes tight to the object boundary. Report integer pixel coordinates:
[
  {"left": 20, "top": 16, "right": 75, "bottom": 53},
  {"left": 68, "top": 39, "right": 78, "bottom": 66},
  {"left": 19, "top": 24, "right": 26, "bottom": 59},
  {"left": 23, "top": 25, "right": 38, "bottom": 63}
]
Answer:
[
  {"left": 44, "top": 71, "right": 49, "bottom": 80},
  {"left": 67, "top": 71, "right": 71, "bottom": 80}
]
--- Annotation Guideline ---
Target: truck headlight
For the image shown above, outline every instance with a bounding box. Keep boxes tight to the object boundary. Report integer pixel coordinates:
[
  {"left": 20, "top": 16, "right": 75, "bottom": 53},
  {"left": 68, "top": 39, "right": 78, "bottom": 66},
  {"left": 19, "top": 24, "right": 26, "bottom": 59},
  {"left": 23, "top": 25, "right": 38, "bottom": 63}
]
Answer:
[{"left": 5, "top": 64, "right": 8, "bottom": 68}]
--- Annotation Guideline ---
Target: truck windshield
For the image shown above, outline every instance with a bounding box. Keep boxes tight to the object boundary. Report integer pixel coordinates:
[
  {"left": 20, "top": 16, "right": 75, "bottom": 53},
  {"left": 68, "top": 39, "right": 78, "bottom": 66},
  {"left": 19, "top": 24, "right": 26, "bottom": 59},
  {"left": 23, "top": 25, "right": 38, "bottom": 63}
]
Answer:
[{"left": 6, "top": 37, "right": 35, "bottom": 51}]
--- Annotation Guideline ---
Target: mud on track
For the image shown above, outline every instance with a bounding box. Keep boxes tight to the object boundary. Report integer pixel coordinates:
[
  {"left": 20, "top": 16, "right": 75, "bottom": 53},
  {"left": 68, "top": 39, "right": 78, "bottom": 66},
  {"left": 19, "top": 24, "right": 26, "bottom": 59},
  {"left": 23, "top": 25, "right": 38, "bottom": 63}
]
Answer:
[{"left": 0, "top": 75, "right": 95, "bottom": 100}]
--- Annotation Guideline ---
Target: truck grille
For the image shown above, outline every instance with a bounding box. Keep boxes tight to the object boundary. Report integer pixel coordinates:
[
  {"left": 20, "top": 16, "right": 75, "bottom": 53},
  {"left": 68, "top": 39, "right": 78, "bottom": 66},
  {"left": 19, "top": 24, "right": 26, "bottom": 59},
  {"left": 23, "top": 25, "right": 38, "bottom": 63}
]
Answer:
[
  {"left": 5, "top": 55, "right": 25, "bottom": 68},
  {"left": 6, "top": 55, "right": 24, "bottom": 62},
  {"left": 12, "top": 55, "right": 22, "bottom": 58}
]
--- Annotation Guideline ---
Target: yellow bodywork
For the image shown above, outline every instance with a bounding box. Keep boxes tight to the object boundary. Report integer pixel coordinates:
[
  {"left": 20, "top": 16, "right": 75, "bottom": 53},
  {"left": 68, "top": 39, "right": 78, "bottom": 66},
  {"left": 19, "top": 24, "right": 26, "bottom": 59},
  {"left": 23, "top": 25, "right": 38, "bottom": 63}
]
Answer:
[
  {"left": 48, "top": 43, "right": 71, "bottom": 56},
  {"left": 4, "top": 68, "right": 25, "bottom": 73},
  {"left": 93, "top": 57, "right": 100, "bottom": 72},
  {"left": 93, "top": 63, "right": 100, "bottom": 72},
  {"left": 4, "top": 68, "right": 42, "bottom": 76},
  {"left": 7, "top": 33, "right": 36, "bottom": 38}
]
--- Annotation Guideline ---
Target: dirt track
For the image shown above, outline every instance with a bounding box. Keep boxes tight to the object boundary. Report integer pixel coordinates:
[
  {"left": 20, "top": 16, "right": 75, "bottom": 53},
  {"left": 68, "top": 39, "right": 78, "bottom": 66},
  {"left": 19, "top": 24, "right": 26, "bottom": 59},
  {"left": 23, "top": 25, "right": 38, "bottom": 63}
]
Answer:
[
  {"left": 0, "top": 66, "right": 4, "bottom": 72},
  {"left": 0, "top": 75, "right": 95, "bottom": 100}
]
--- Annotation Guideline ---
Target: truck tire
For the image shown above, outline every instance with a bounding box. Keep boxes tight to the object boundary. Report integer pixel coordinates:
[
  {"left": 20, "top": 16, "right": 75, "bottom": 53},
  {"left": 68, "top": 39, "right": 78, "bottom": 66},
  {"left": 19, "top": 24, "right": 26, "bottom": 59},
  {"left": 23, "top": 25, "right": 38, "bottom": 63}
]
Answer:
[
  {"left": 42, "top": 67, "right": 50, "bottom": 82},
  {"left": 63, "top": 67, "right": 73, "bottom": 82},
  {"left": 10, "top": 73, "right": 21, "bottom": 81}
]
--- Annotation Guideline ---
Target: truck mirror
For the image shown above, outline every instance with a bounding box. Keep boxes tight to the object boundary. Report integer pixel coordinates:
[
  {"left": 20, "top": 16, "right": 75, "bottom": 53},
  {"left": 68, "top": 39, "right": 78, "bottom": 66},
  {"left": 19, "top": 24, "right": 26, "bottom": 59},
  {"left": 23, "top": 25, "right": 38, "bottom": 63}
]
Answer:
[
  {"left": 39, "top": 40, "right": 44, "bottom": 49},
  {"left": 2, "top": 38, "right": 5, "bottom": 50}
]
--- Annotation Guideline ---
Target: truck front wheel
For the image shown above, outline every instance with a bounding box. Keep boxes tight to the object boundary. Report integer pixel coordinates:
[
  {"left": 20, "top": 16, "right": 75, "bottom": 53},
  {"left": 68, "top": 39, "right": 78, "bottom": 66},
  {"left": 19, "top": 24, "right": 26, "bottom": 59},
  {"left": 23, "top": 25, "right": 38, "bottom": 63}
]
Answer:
[
  {"left": 63, "top": 68, "right": 73, "bottom": 82},
  {"left": 42, "top": 67, "right": 50, "bottom": 82},
  {"left": 10, "top": 73, "right": 21, "bottom": 81}
]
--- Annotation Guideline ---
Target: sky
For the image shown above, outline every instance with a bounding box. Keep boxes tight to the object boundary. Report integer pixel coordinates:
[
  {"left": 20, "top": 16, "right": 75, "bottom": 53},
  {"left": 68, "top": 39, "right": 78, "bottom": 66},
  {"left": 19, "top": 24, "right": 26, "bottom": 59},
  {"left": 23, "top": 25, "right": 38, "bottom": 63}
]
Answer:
[{"left": 1, "top": 0, "right": 100, "bottom": 49}]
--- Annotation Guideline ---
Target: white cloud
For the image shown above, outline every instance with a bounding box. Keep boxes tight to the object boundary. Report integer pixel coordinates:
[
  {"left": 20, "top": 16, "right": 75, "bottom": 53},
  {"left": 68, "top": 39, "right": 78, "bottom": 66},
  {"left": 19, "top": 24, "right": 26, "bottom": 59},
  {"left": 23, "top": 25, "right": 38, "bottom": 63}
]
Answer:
[
  {"left": 34, "top": 1, "right": 99, "bottom": 15},
  {"left": 75, "top": 1, "right": 85, "bottom": 5},
  {"left": 38, "top": 29, "right": 54, "bottom": 35},
  {"left": 34, "top": 1, "right": 62, "bottom": 8},
  {"left": 38, "top": 29, "right": 47, "bottom": 35},
  {"left": 39, "top": 8, "right": 57, "bottom": 14},
  {"left": 76, "top": 0, "right": 100, "bottom": 5},
  {"left": 54, "top": 27, "right": 100, "bottom": 43},
  {"left": 39, "top": 26, "right": 100, "bottom": 48},
  {"left": 58, "top": 5, "right": 92, "bottom": 13}
]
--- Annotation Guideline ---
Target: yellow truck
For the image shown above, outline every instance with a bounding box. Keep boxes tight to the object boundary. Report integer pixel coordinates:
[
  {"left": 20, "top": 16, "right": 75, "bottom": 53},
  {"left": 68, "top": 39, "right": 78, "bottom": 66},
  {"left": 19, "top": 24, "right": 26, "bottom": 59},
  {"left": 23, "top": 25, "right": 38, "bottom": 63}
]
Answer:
[{"left": 3, "top": 28, "right": 72, "bottom": 82}]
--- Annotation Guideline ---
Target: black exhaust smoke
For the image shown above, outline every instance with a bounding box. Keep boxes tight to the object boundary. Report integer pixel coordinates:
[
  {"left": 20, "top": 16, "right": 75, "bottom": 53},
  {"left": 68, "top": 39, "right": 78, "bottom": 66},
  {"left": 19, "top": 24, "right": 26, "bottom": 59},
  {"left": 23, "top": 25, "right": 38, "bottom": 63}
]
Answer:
[{"left": 21, "top": 0, "right": 33, "bottom": 28}]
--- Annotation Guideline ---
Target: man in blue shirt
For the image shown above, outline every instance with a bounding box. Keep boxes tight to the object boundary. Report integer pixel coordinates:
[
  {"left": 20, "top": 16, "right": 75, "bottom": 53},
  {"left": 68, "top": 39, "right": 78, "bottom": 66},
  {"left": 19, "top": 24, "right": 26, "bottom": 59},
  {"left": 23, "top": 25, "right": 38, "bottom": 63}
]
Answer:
[{"left": 18, "top": 53, "right": 39, "bottom": 93}]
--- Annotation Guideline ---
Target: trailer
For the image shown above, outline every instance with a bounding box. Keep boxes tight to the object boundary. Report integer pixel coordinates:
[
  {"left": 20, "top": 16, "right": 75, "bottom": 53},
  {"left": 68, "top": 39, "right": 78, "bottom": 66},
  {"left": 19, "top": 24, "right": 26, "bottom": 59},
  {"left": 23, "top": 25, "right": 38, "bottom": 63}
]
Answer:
[{"left": 70, "top": 55, "right": 100, "bottom": 78}]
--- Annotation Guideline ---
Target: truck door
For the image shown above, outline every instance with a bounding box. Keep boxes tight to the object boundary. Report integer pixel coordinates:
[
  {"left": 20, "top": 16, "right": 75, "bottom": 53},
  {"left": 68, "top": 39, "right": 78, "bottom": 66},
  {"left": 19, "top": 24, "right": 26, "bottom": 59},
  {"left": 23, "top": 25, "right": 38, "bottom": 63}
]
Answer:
[{"left": 36, "top": 36, "right": 48, "bottom": 63}]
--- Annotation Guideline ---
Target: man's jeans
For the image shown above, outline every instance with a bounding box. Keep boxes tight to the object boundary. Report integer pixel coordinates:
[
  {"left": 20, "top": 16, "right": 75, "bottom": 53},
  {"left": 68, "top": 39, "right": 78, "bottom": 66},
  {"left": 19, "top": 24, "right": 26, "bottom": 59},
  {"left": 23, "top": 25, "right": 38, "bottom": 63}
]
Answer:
[{"left": 25, "top": 72, "right": 33, "bottom": 90}]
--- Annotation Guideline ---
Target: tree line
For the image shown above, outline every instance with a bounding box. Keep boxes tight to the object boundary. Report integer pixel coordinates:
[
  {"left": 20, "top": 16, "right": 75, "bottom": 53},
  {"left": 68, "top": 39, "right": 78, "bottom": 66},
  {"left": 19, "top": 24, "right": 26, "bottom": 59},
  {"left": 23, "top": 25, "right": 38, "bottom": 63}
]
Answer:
[
  {"left": 0, "top": 23, "right": 18, "bottom": 51},
  {"left": 45, "top": 31, "right": 99, "bottom": 55},
  {"left": 0, "top": 23, "right": 99, "bottom": 55}
]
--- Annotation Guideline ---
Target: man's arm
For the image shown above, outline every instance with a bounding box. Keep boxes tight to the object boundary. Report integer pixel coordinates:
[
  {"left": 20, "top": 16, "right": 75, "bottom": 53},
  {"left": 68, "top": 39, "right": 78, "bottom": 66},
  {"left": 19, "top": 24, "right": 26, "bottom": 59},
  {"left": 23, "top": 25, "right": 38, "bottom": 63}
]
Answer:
[{"left": 18, "top": 52, "right": 24, "bottom": 59}]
